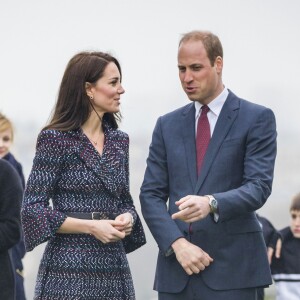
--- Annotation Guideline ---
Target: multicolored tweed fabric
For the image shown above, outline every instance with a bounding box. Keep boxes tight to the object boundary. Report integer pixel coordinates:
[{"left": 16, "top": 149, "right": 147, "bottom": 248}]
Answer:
[{"left": 22, "top": 123, "right": 146, "bottom": 299}]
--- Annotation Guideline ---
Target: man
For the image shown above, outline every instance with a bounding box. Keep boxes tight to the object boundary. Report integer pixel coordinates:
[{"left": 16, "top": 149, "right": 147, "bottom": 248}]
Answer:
[
  {"left": 0, "top": 159, "right": 23, "bottom": 300},
  {"left": 140, "top": 30, "right": 277, "bottom": 299}
]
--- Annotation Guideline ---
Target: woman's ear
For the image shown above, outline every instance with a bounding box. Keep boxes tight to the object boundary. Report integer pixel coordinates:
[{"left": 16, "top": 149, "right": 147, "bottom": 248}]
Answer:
[{"left": 85, "top": 82, "right": 93, "bottom": 99}]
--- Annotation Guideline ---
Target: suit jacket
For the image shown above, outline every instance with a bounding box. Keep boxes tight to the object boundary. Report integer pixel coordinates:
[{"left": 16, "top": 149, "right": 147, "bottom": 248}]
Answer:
[
  {"left": 0, "top": 159, "right": 23, "bottom": 300},
  {"left": 140, "top": 90, "right": 276, "bottom": 293}
]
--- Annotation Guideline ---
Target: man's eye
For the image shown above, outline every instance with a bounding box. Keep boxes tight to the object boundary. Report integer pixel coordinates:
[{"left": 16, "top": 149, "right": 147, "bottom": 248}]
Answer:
[{"left": 192, "top": 66, "right": 201, "bottom": 71}]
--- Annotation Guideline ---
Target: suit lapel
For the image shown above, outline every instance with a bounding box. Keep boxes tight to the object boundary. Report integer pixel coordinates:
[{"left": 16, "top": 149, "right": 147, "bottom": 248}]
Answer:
[
  {"left": 194, "top": 93, "right": 240, "bottom": 194},
  {"left": 181, "top": 104, "right": 198, "bottom": 189}
]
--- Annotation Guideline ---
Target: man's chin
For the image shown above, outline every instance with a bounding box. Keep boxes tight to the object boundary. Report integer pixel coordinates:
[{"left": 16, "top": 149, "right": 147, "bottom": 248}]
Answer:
[{"left": 187, "top": 95, "right": 198, "bottom": 102}]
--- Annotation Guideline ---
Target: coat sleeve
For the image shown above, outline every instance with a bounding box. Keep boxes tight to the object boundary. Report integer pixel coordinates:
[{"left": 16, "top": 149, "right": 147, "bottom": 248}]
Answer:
[
  {"left": 117, "top": 134, "right": 146, "bottom": 253},
  {"left": 117, "top": 135, "right": 137, "bottom": 218},
  {"left": 21, "top": 130, "right": 67, "bottom": 251},
  {"left": 0, "top": 161, "right": 22, "bottom": 252}
]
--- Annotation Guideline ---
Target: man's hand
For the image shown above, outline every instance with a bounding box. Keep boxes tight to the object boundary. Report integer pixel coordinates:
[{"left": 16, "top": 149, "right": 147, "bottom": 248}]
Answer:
[
  {"left": 267, "top": 238, "right": 282, "bottom": 264},
  {"left": 172, "top": 195, "right": 210, "bottom": 222},
  {"left": 172, "top": 238, "right": 213, "bottom": 275}
]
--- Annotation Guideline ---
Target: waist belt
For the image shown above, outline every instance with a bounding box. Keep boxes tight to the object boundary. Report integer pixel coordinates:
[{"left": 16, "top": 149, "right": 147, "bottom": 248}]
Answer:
[{"left": 65, "top": 212, "right": 116, "bottom": 220}]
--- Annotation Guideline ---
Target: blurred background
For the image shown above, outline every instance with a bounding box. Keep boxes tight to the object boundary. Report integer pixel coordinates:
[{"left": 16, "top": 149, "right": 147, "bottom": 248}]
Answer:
[{"left": 1, "top": 0, "right": 300, "bottom": 299}]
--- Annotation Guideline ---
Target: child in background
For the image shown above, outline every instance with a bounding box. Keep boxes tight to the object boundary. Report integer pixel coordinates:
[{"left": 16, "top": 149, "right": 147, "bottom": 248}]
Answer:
[
  {"left": 0, "top": 112, "right": 26, "bottom": 300},
  {"left": 271, "top": 192, "right": 300, "bottom": 300},
  {"left": 256, "top": 213, "right": 282, "bottom": 300}
]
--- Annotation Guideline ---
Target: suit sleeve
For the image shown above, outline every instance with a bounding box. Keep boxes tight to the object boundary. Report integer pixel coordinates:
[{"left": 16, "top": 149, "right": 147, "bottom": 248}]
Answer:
[
  {"left": 140, "top": 117, "right": 184, "bottom": 254},
  {"left": 0, "top": 162, "right": 22, "bottom": 252},
  {"left": 21, "top": 130, "right": 67, "bottom": 251},
  {"left": 214, "top": 107, "right": 277, "bottom": 221}
]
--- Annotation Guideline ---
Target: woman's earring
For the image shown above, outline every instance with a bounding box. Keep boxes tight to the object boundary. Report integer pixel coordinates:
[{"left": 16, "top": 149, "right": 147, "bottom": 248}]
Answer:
[{"left": 89, "top": 95, "right": 93, "bottom": 100}]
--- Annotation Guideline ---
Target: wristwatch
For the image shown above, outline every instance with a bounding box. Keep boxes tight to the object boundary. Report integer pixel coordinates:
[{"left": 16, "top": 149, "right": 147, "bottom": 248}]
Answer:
[{"left": 205, "top": 195, "right": 218, "bottom": 214}]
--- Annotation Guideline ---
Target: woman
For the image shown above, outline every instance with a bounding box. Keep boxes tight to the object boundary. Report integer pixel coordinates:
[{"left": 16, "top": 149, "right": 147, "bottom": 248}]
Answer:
[
  {"left": 22, "top": 51, "right": 146, "bottom": 299},
  {"left": 0, "top": 112, "right": 26, "bottom": 300},
  {"left": 0, "top": 159, "right": 23, "bottom": 300}
]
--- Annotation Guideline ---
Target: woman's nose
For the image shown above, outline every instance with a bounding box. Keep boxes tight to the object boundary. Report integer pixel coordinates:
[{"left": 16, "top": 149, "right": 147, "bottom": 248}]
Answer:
[{"left": 118, "top": 85, "right": 125, "bottom": 94}]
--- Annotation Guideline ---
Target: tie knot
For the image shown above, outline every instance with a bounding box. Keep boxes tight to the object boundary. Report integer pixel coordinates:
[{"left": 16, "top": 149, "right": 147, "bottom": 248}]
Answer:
[{"left": 201, "top": 105, "right": 209, "bottom": 114}]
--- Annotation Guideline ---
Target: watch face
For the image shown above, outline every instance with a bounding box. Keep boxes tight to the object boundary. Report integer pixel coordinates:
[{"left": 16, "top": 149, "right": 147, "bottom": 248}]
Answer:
[
  {"left": 212, "top": 199, "right": 217, "bottom": 207},
  {"left": 210, "top": 198, "right": 218, "bottom": 212}
]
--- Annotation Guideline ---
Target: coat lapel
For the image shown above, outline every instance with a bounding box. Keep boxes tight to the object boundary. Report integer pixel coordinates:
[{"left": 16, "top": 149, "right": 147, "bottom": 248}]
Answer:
[
  {"left": 75, "top": 128, "right": 102, "bottom": 177},
  {"left": 73, "top": 125, "right": 125, "bottom": 196},
  {"left": 194, "top": 93, "right": 240, "bottom": 194},
  {"left": 181, "top": 104, "right": 198, "bottom": 189}
]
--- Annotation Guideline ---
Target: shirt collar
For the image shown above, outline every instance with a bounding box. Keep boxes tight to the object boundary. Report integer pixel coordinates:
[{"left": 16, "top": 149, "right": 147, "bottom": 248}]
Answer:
[{"left": 195, "top": 87, "right": 229, "bottom": 118}]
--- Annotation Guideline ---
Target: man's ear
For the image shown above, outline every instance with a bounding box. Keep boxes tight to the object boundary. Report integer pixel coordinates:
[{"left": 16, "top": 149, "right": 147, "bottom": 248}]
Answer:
[{"left": 214, "top": 56, "right": 223, "bottom": 74}]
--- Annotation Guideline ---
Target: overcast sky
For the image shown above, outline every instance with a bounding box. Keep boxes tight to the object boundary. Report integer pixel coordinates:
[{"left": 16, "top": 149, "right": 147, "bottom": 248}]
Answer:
[
  {"left": 1, "top": 1, "right": 300, "bottom": 299},
  {"left": 1, "top": 0, "right": 300, "bottom": 134}
]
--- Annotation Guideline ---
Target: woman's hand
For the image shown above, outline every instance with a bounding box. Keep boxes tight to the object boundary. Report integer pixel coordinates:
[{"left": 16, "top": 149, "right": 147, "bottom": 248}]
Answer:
[
  {"left": 90, "top": 219, "right": 126, "bottom": 243},
  {"left": 113, "top": 213, "right": 133, "bottom": 236}
]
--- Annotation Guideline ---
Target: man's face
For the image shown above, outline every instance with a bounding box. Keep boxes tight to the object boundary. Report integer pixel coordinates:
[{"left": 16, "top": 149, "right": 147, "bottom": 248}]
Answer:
[
  {"left": 290, "top": 209, "right": 300, "bottom": 238},
  {"left": 177, "top": 40, "right": 223, "bottom": 105}
]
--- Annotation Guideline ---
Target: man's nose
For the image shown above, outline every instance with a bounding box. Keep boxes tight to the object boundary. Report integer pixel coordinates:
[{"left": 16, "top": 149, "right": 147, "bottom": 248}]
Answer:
[{"left": 183, "top": 70, "right": 193, "bottom": 83}]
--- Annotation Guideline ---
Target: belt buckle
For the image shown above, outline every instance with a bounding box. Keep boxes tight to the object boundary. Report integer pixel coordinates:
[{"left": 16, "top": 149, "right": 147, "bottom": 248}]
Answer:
[{"left": 92, "top": 212, "right": 101, "bottom": 220}]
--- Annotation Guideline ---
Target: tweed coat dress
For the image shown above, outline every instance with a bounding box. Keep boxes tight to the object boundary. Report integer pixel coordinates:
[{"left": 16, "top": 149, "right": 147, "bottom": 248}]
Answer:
[{"left": 22, "top": 122, "right": 146, "bottom": 300}]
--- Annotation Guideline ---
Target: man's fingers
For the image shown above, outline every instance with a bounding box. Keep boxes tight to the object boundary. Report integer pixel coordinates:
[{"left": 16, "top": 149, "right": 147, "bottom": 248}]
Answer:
[
  {"left": 172, "top": 209, "right": 204, "bottom": 222},
  {"left": 172, "top": 208, "right": 190, "bottom": 219},
  {"left": 184, "top": 262, "right": 206, "bottom": 275},
  {"left": 202, "top": 256, "right": 213, "bottom": 266},
  {"left": 175, "top": 195, "right": 191, "bottom": 206}
]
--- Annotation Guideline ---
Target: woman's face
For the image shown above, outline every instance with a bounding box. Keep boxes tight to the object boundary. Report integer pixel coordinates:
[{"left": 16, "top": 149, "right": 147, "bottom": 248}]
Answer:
[
  {"left": 88, "top": 62, "right": 125, "bottom": 114},
  {"left": 0, "top": 128, "right": 12, "bottom": 158}
]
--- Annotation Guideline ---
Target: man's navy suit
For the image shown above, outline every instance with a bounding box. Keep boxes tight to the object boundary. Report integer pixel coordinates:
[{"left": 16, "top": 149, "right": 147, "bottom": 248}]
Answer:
[{"left": 140, "top": 91, "right": 277, "bottom": 295}]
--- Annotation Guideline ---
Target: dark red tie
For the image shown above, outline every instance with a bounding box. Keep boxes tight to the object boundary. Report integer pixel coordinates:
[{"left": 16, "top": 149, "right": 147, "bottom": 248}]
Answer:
[
  {"left": 189, "top": 105, "right": 211, "bottom": 235},
  {"left": 196, "top": 105, "right": 210, "bottom": 175}
]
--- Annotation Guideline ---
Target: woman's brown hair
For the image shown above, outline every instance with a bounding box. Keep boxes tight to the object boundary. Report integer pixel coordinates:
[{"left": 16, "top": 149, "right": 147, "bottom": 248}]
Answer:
[{"left": 44, "top": 51, "right": 122, "bottom": 131}]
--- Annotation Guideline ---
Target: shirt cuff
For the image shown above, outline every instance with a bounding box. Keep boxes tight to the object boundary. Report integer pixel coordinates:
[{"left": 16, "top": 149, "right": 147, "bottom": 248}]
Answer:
[{"left": 213, "top": 212, "right": 219, "bottom": 222}]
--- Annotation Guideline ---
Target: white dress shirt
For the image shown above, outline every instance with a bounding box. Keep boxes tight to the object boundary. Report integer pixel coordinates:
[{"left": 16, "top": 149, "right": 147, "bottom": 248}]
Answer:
[{"left": 194, "top": 87, "right": 229, "bottom": 136}]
